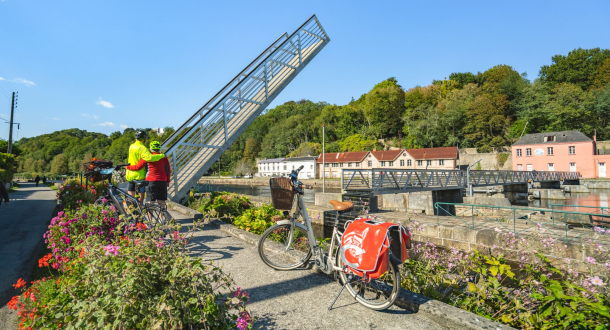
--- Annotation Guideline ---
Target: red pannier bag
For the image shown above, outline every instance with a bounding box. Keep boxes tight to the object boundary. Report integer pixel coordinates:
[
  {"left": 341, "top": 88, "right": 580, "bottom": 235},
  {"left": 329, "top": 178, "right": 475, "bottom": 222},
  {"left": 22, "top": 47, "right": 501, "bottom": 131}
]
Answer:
[{"left": 340, "top": 218, "right": 412, "bottom": 279}]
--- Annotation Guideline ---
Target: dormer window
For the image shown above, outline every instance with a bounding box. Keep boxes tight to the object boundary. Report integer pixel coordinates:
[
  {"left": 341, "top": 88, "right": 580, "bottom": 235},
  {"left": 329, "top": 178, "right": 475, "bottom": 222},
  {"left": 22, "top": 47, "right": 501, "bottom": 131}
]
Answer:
[{"left": 544, "top": 136, "right": 555, "bottom": 142}]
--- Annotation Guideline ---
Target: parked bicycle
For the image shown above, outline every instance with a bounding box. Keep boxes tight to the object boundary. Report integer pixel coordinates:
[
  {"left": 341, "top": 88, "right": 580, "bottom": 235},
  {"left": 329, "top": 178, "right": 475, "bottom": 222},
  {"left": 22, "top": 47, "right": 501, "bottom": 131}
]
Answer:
[
  {"left": 83, "top": 160, "right": 173, "bottom": 230},
  {"left": 258, "top": 166, "right": 409, "bottom": 311}
]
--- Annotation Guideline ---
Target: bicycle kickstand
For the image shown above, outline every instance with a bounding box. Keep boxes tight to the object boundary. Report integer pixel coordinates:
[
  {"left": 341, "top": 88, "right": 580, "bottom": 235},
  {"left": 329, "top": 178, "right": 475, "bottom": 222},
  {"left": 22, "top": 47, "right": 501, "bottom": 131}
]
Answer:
[{"left": 328, "top": 282, "right": 349, "bottom": 311}]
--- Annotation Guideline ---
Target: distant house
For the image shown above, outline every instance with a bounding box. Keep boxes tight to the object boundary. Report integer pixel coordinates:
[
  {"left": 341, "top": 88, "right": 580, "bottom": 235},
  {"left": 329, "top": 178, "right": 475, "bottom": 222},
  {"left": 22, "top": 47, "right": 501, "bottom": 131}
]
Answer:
[
  {"left": 316, "top": 147, "right": 459, "bottom": 178},
  {"left": 512, "top": 130, "right": 610, "bottom": 178},
  {"left": 257, "top": 156, "right": 317, "bottom": 179}
]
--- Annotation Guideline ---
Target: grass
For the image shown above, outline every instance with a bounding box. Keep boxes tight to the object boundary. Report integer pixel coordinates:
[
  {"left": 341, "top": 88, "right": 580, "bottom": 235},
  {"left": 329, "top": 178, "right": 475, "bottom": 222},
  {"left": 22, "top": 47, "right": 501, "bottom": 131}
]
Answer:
[
  {"left": 46, "top": 183, "right": 59, "bottom": 191},
  {"left": 7, "top": 182, "right": 19, "bottom": 193}
]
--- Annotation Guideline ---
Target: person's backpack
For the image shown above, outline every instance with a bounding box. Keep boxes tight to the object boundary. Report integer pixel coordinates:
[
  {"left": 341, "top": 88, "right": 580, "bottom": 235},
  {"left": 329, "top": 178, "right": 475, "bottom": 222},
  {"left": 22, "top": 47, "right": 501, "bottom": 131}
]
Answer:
[{"left": 340, "top": 218, "right": 411, "bottom": 279}]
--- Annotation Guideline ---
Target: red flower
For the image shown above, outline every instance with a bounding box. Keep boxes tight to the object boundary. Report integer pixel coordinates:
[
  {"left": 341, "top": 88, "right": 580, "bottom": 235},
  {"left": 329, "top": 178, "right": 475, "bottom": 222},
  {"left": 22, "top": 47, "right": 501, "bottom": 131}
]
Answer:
[
  {"left": 7, "top": 296, "right": 19, "bottom": 310},
  {"left": 12, "top": 278, "right": 26, "bottom": 289},
  {"left": 135, "top": 223, "right": 147, "bottom": 231}
]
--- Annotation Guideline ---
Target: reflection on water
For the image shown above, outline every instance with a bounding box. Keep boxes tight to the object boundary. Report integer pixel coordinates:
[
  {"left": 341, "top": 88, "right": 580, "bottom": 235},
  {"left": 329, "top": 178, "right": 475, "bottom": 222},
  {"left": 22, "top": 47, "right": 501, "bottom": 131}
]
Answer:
[
  {"left": 510, "top": 189, "right": 610, "bottom": 211},
  {"left": 196, "top": 184, "right": 341, "bottom": 203}
]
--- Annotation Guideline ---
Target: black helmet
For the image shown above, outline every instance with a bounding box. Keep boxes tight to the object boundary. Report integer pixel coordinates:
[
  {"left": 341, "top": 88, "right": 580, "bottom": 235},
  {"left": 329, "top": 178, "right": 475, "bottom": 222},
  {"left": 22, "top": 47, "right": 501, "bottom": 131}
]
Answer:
[{"left": 134, "top": 130, "right": 147, "bottom": 140}]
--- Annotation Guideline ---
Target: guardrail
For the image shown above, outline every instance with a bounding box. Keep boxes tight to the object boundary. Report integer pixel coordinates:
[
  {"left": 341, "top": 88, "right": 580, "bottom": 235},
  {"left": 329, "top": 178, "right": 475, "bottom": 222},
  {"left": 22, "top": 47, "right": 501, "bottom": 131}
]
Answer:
[
  {"left": 434, "top": 202, "right": 609, "bottom": 242},
  {"left": 342, "top": 169, "right": 581, "bottom": 193}
]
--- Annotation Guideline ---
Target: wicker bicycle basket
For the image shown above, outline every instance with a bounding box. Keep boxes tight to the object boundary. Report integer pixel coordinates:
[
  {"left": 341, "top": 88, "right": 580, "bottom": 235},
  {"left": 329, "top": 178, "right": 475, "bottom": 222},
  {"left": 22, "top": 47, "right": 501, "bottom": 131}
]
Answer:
[{"left": 269, "top": 177, "right": 296, "bottom": 210}]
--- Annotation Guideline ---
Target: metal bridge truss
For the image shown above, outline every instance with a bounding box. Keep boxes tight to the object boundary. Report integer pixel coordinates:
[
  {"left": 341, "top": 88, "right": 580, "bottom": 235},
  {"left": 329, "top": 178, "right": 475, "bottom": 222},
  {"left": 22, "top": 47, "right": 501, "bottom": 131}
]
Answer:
[
  {"left": 161, "top": 15, "right": 330, "bottom": 202},
  {"left": 341, "top": 169, "right": 581, "bottom": 194}
]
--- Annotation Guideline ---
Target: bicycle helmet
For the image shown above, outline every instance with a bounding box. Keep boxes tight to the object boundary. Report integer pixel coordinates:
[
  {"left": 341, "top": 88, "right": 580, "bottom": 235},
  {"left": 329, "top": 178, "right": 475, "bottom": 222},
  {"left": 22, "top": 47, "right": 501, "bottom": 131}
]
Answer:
[
  {"left": 149, "top": 140, "right": 161, "bottom": 151},
  {"left": 134, "top": 130, "right": 147, "bottom": 140}
]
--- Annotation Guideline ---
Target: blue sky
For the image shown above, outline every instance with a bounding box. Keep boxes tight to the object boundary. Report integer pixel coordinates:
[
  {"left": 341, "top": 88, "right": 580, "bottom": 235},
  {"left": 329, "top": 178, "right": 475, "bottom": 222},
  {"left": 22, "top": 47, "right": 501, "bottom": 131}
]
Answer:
[{"left": 0, "top": 0, "right": 609, "bottom": 139}]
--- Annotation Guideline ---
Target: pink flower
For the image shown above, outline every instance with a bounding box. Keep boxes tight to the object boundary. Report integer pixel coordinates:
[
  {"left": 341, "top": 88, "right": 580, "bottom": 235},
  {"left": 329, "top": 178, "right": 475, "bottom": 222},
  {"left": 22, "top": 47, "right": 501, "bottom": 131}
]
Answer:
[
  {"left": 101, "top": 210, "right": 108, "bottom": 215},
  {"left": 590, "top": 276, "right": 604, "bottom": 286},
  {"left": 586, "top": 256, "right": 597, "bottom": 265},
  {"left": 236, "top": 318, "right": 248, "bottom": 330},
  {"left": 103, "top": 244, "right": 120, "bottom": 256},
  {"left": 101, "top": 197, "right": 107, "bottom": 203}
]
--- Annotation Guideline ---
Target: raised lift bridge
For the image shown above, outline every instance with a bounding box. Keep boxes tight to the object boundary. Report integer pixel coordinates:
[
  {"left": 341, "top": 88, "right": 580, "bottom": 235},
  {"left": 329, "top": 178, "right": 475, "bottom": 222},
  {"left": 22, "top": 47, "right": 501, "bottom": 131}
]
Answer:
[
  {"left": 341, "top": 169, "right": 581, "bottom": 194},
  {"left": 161, "top": 15, "right": 330, "bottom": 203}
]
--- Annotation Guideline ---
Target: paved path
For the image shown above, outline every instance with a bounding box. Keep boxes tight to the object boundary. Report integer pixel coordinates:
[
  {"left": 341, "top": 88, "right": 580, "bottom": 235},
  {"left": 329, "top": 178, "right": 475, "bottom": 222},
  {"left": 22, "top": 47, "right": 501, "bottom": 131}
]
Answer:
[
  {"left": 172, "top": 211, "right": 448, "bottom": 330},
  {"left": 0, "top": 183, "right": 56, "bottom": 305}
]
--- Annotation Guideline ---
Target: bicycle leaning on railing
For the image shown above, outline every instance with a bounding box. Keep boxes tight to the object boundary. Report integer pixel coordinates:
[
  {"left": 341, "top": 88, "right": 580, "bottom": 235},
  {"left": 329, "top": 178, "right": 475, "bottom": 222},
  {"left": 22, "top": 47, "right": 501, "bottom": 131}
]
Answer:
[
  {"left": 83, "top": 160, "right": 173, "bottom": 230},
  {"left": 257, "top": 166, "right": 404, "bottom": 311}
]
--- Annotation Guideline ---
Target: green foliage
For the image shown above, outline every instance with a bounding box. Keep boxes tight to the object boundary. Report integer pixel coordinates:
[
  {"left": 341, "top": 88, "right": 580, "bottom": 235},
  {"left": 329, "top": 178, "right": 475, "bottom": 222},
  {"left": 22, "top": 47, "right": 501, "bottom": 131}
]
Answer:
[
  {"left": 364, "top": 83, "right": 405, "bottom": 139},
  {"left": 338, "top": 134, "right": 381, "bottom": 152},
  {"left": 0, "top": 152, "right": 16, "bottom": 183},
  {"left": 540, "top": 47, "right": 610, "bottom": 90},
  {"left": 189, "top": 192, "right": 252, "bottom": 219},
  {"left": 57, "top": 181, "right": 106, "bottom": 211},
  {"left": 497, "top": 153, "right": 509, "bottom": 167},
  {"left": 233, "top": 203, "right": 283, "bottom": 235}
]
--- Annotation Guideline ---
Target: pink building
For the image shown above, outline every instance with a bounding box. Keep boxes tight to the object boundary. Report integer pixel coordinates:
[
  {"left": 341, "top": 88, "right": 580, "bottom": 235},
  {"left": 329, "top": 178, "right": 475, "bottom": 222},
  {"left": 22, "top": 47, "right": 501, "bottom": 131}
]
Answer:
[{"left": 511, "top": 131, "right": 610, "bottom": 178}]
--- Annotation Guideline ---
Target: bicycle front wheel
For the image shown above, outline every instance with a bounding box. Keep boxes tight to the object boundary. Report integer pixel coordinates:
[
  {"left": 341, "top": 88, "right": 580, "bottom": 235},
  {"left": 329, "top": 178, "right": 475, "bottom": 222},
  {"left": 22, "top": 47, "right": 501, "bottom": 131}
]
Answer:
[
  {"left": 141, "top": 204, "right": 172, "bottom": 231},
  {"left": 258, "top": 223, "right": 312, "bottom": 270},
  {"left": 338, "top": 255, "right": 401, "bottom": 310}
]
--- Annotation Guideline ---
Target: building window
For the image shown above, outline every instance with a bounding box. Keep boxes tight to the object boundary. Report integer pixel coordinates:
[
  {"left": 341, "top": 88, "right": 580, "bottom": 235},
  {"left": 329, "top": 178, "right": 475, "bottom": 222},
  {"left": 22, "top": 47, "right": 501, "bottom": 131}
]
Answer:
[
  {"left": 324, "top": 163, "right": 329, "bottom": 167},
  {"left": 547, "top": 147, "right": 554, "bottom": 155},
  {"left": 526, "top": 148, "right": 532, "bottom": 156},
  {"left": 356, "top": 162, "right": 360, "bottom": 167},
  {"left": 527, "top": 164, "right": 533, "bottom": 171},
  {"left": 544, "top": 136, "right": 555, "bottom": 142},
  {"left": 517, "top": 149, "right": 522, "bottom": 157},
  {"left": 332, "top": 163, "right": 338, "bottom": 167},
  {"left": 368, "top": 161, "right": 372, "bottom": 167},
  {"left": 569, "top": 146, "right": 575, "bottom": 154},
  {"left": 569, "top": 163, "right": 576, "bottom": 172},
  {"left": 417, "top": 160, "right": 423, "bottom": 166},
  {"left": 389, "top": 161, "right": 393, "bottom": 166},
  {"left": 439, "top": 159, "right": 444, "bottom": 165},
  {"left": 427, "top": 160, "right": 432, "bottom": 166},
  {"left": 517, "top": 164, "right": 523, "bottom": 171},
  {"left": 340, "top": 163, "right": 343, "bottom": 167},
  {"left": 380, "top": 161, "right": 386, "bottom": 166},
  {"left": 310, "top": 165, "right": 313, "bottom": 169},
  {"left": 548, "top": 163, "right": 554, "bottom": 171},
  {"left": 348, "top": 162, "right": 352, "bottom": 167},
  {"left": 407, "top": 160, "right": 412, "bottom": 166},
  {"left": 283, "top": 165, "right": 287, "bottom": 170},
  {"left": 400, "top": 160, "right": 404, "bottom": 166}
]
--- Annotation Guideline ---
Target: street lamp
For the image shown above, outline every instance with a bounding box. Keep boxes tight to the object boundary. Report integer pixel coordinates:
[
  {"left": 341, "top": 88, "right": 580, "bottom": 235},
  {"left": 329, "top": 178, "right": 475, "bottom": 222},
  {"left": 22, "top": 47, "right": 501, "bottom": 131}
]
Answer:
[{"left": 467, "top": 159, "right": 482, "bottom": 197}]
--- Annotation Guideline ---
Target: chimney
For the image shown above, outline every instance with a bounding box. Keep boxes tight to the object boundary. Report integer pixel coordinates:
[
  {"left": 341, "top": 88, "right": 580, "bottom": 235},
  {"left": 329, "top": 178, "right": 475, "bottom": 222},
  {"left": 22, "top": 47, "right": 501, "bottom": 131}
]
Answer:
[{"left": 373, "top": 147, "right": 377, "bottom": 151}]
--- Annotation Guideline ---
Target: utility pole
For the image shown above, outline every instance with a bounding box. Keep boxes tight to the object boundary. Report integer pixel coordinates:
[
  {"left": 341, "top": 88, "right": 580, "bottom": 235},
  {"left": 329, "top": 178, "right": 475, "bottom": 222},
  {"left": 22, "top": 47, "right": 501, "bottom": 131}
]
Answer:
[{"left": 7, "top": 91, "right": 16, "bottom": 154}]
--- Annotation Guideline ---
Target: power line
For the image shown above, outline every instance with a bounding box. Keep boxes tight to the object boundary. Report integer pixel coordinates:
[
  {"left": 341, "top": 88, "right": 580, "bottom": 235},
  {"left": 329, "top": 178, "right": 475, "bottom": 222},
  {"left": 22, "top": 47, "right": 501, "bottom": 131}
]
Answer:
[{"left": 0, "top": 69, "right": 18, "bottom": 91}]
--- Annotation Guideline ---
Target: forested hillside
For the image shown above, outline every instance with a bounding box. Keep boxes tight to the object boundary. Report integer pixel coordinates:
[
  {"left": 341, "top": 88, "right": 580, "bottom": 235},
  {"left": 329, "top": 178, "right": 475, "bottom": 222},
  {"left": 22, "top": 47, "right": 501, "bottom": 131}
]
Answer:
[
  {"left": 6, "top": 47, "right": 610, "bottom": 177},
  {"left": 214, "top": 47, "right": 610, "bottom": 174},
  {"left": 11, "top": 127, "right": 174, "bottom": 177}
]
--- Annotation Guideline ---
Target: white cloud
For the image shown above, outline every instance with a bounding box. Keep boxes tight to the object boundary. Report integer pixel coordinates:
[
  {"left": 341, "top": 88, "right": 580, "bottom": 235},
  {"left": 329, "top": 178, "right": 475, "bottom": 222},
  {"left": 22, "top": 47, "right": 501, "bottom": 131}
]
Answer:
[
  {"left": 96, "top": 97, "right": 114, "bottom": 109},
  {"left": 93, "top": 121, "right": 115, "bottom": 127},
  {"left": 81, "top": 114, "right": 100, "bottom": 119},
  {"left": 0, "top": 77, "right": 5, "bottom": 81},
  {"left": 12, "top": 78, "right": 36, "bottom": 87},
  {"left": 120, "top": 124, "right": 129, "bottom": 129},
  {"left": 52, "top": 117, "right": 60, "bottom": 121}
]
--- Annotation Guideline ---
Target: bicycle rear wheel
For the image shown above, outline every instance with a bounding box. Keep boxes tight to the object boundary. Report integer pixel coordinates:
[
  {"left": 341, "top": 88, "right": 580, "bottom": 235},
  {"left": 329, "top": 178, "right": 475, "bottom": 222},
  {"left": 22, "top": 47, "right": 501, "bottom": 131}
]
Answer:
[
  {"left": 258, "top": 223, "right": 312, "bottom": 270},
  {"left": 141, "top": 204, "right": 172, "bottom": 231},
  {"left": 338, "top": 255, "right": 401, "bottom": 310}
]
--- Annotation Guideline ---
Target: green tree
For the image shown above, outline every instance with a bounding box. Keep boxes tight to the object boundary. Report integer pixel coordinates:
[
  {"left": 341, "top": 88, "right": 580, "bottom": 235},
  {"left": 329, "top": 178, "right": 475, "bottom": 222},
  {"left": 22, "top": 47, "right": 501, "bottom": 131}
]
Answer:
[
  {"left": 545, "top": 83, "right": 594, "bottom": 134},
  {"left": 591, "top": 58, "right": 610, "bottom": 90},
  {"left": 50, "top": 154, "right": 69, "bottom": 175},
  {"left": 364, "top": 81, "right": 405, "bottom": 139},
  {"left": 593, "top": 86, "right": 610, "bottom": 140},
  {"left": 243, "top": 138, "right": 261, "bottom": 160},
  {"left": 449, "top": 72, "right": 476, "bottom": 89},
  {"left": 338, "top": 134, "right": 381, "bottom": 152},
  {"left": 463, "top": 93, "right": 511, "bottom": 152},
  {"left": 539, "top": 47, "right": 610, "bottom": 90}
]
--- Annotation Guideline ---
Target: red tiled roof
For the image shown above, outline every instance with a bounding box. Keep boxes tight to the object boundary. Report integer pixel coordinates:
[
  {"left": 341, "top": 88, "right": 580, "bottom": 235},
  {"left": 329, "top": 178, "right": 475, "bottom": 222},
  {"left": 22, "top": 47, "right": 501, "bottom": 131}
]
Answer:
[
  {"left": 371, "top": 150, "right": 403, "bottom": 161},
  {"left": 406, "top": 147, "right": 458, "bottom": 160},
  {"left": 316, "top": 151, "right": 369, "bottom": 163}
]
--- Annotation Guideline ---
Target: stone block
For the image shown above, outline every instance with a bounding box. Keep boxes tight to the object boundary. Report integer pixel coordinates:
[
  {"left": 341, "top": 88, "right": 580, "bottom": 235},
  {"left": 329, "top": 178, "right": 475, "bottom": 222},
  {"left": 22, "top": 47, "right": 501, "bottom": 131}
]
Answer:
[
  {"left": 552, "top": 242, "right": 583, "bottom": 261},
  {"left": 463, "top": 196, "right": 512, "bottom": 207},
  {"left": 453, "top": 227, "right": 477, "bottom": 243},
  {"left": 439, "top": 227, "right": 453, "bottom": 239},
  {"left": 413, "top": 235, "right": 444, "bottom": 246},
  {"left": 420, "top": 224, "right": 439, "bottom": 238},
  {"left": 443, "top": 239, "right": 470, "bottom": 251},
  {"left": 476, "top": 229, "right": 501, "bottom": 246},
  {"left": 314, "top": 193, "right": 342, "bottom": 207}
]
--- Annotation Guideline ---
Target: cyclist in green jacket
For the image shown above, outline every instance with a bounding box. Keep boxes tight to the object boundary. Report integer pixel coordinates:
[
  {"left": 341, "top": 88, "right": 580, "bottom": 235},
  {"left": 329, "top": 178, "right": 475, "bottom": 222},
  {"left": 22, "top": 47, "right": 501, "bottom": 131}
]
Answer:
[{"left": 126, "top": 130, "right": 165, "bottom": 202}]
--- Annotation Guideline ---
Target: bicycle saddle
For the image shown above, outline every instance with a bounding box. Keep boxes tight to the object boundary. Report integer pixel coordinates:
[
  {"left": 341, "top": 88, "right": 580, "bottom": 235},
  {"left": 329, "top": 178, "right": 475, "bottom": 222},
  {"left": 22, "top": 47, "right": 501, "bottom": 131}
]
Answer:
[
  {"left": 329, "top": 200, "right": 353, "bottom": 213},
  {"left": 132, "top": 180, "right": 148, "bottom": 187}
]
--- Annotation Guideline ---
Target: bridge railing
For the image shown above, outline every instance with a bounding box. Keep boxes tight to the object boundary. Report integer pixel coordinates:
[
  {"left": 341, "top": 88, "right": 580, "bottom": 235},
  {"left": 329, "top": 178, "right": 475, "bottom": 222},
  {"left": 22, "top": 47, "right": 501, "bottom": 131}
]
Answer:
[
  {"left": 342, "top": 168, "right": 581, "bottom": 193},
  {"left": 434, "top": 202, "right": 609, "bottom": 242}
]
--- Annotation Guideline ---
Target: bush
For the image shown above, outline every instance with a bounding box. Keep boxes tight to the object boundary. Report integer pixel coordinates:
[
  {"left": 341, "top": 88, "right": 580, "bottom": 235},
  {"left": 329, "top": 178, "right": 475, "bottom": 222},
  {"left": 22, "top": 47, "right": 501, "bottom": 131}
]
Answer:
[
  {"left": 0, "top": 152, "right": 16, "bottom": 183},
  {"left": 233, "top": 203, "right": 284, "bottom": 235},
  {"left": 401, "top": 224, "right": 610, "bottom": 329},
  {"left": 57, "top": 181, "right": 106, "bottom": 211},
  {"left": 190, "top": 192, "right": 252, "bottom": 219},
  {"left": 10, "top": 204, "right": 253, "bottom": 330}
]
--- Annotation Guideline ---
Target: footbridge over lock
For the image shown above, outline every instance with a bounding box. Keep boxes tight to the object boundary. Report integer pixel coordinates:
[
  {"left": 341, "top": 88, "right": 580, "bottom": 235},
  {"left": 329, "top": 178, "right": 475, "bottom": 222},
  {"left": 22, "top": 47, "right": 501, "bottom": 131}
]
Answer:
[
  {"left": 161, "top": 15, "right": 330, "bottom": 203},
  {"left": 341, "top": 168, "right": 581, "bottom": 194}
]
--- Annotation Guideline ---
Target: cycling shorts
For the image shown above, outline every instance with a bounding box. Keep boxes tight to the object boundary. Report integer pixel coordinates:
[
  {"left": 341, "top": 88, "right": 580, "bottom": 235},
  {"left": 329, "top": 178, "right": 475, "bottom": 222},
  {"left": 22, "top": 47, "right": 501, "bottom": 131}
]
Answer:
[
  {"left": 147, "top": 181, "right": 168, "bottom": 201},
  {"left": 128, "top": 181, "right": 146, "bottom": 193}
]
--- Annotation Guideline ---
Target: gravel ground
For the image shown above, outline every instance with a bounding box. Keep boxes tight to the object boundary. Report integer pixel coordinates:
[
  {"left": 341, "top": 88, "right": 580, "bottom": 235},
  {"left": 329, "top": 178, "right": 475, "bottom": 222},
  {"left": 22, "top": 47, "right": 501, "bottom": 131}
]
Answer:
[{"left": 175, "top": 211, "right": 449, "bottom": 330}]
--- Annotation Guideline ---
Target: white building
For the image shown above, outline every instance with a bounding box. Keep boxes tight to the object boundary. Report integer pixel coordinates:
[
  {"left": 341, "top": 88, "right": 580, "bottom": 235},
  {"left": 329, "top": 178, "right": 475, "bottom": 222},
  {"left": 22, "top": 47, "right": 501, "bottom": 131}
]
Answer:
[{"left": 257, "top": 156, "right": 318, "bottom": 179}]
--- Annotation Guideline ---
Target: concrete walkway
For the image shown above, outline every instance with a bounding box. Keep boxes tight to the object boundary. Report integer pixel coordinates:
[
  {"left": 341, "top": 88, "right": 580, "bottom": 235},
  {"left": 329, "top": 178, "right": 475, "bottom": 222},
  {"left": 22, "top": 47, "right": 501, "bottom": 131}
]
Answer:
[
  {"left": 0, "top": 183, "right": 56, "bottom": 306},
  {"left": 173, "top": 211, "right": 448, "bottom": 330}
]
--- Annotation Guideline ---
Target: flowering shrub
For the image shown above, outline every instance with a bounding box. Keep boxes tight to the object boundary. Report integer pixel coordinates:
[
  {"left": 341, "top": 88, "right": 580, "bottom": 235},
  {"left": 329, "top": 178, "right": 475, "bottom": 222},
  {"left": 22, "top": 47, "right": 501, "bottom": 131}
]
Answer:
[
  {"left": 11, "top": 203, "right": 253, "bottom": 329},
  {"left": 233, "top": 203, "right": 284, "bottom": 235},
  {"left": 401, "top": 224, "right": 610, "bottom": 329},
  {"left": 44, "top": 204, "right": 122, "bottom": 270},
  {"left": 190, "top": 192, "right": 252, "bottom": 219},
  {"left": 57, "top": 181, "right": 107, "bottom": 211}
]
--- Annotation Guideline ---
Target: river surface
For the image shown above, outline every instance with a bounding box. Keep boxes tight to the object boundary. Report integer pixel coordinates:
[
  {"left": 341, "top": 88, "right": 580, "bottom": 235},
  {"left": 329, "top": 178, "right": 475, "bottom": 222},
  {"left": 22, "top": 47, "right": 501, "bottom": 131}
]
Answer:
[{"left": 196, "top": 183, "right": 341, "bottom": 203}]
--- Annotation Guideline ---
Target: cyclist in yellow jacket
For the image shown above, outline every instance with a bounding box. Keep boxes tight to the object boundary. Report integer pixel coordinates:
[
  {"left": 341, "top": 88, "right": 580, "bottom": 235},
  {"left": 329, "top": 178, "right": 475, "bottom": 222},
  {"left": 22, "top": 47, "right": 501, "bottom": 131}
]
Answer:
[{"left": 126, "top": 130, "right": 165, "bottom": 202}]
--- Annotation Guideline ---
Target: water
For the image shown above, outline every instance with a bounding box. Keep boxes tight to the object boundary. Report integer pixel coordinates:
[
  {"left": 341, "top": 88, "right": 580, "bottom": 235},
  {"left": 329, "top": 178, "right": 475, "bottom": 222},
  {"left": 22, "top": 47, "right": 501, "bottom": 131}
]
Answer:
[
  {"left": 509, "top": 189, "right": 610, "bottom": 211},
  {"left": 196, "top": 183, "right": 341, "bottom": 203}
]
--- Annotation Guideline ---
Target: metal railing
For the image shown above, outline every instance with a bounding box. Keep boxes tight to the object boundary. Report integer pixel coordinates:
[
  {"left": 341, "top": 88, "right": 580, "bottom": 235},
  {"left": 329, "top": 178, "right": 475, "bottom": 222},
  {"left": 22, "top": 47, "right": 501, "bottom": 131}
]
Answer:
[
  {"left": 434, "top": 202, "right": 610, "bottom": 242},
  {"left": 342, "top": 168, "right": 581, "bottom": 193},
  {"left": 161, "top": 15, "right": 330, "bottom": 202},
  {"left": 549, "top": 203, "right": 610, "bottom": 227}
]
